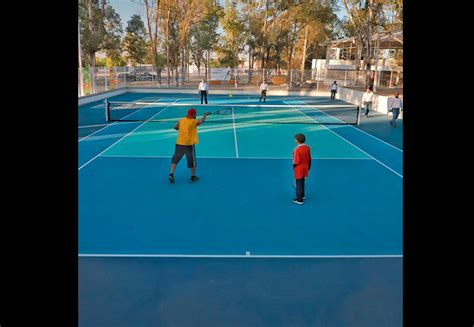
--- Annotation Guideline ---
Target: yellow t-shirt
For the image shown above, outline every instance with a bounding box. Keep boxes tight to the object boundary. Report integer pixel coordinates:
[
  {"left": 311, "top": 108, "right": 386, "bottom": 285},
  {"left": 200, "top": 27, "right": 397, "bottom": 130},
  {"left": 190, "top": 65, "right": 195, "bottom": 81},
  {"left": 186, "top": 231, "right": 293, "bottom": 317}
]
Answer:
[{"left": 176, "top": 117, "right": 198, "bottom": 145}]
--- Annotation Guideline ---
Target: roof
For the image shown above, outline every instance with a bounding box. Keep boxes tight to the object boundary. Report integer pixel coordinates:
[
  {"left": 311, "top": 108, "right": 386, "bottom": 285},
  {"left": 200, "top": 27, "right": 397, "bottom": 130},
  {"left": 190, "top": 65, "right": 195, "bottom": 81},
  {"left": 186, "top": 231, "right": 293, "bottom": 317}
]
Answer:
[{"left": 324, "top": 30, "right": 403, "bottom": 45}]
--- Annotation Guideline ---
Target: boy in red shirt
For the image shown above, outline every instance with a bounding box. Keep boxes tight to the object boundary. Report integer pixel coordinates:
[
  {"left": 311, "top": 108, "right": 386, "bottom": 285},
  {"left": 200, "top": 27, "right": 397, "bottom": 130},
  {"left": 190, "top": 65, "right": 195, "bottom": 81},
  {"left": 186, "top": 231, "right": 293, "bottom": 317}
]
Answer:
[{"left": 292, "top": 133, "right": 312, "bottom": 205}]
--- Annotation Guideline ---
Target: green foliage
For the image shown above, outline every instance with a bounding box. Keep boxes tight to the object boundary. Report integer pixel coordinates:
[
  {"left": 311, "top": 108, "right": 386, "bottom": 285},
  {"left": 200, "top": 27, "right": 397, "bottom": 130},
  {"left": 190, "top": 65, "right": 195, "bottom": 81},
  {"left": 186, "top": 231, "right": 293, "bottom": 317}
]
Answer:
[
  {"left": 145, "top": 45, "right": 166, "bottom": 67},
  {"left": 189, "top": 0, "right": 224, "bottom": 68},
  {"left": 122, "top": 15, "right": 147, "bottom": 65},
  {"left": 106, "top": 56, "right": 127, "bottom": 68},
  {"left": 77, "top": 0, "right": 401, "bottom": 78},
  {"left": 217, "top": 1, "right": 246, "bottom": 67},
  {"left": 95, "top": 58, "right": 108, "bottom": 67},
  {"left": 79, "top": 1, "right": 123, "bottom": 67}
]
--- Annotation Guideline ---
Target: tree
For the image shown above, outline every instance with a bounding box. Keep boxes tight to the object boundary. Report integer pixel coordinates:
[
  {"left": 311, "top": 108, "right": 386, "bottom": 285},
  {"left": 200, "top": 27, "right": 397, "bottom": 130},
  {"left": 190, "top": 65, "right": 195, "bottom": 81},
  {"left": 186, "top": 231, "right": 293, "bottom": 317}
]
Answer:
[
  {"left": 340, "top": 0, "right": 390, "bottom": 88},
  {"left": 143, "top": 0, "right": 163, "bottom": 83},
  {"left": 122, "top": 15, "right": 147, "bottom": 66},
  {"left": 101, "top": 5, "right": 124, "bottom": 70},
  {"left": 190, "top": 0, "right": 223, "bottom": 78},
  {"left": 218, "top": 1, "right": 247, "bottom": 75},
  {"left": 175, "top": 0, "right": 206, "bottom": 85},
  {"left": 296, "top": 0, "right": 338, "bottom": 83},
  {"left": 79, "top": 0, "right": 108, "bottom": 93}
]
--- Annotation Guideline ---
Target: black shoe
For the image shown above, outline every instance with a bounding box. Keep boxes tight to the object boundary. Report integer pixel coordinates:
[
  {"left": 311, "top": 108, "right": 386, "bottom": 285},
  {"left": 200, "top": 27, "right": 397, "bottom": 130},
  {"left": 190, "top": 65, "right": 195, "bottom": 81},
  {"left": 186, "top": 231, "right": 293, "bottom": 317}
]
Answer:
[
  {"left": 390, "top": 120, "right": 393, "bottom": 126},
  {"left": 169, "top": 174, "right": 175, "bottom": 183},
  {"left": 190, "top": 176, "right": 200, "bottom": 183},
  {"left": 293, "top": 198, "right": 304, "bottom": 205}
]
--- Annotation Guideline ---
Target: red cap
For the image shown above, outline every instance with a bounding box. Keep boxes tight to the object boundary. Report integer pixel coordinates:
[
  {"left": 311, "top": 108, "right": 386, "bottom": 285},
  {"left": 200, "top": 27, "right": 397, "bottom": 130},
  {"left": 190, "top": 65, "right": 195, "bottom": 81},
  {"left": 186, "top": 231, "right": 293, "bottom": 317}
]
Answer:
[{"left": 187, "top": 108, "right": 197, "bottom": 117}]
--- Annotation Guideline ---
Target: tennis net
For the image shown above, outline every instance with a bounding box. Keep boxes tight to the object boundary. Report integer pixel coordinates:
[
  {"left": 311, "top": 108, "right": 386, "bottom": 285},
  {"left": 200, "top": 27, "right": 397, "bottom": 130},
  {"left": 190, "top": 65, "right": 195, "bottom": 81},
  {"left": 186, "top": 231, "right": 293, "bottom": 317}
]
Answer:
[{"left": 104, "top": 100, "right": 360, "bottom": 125}]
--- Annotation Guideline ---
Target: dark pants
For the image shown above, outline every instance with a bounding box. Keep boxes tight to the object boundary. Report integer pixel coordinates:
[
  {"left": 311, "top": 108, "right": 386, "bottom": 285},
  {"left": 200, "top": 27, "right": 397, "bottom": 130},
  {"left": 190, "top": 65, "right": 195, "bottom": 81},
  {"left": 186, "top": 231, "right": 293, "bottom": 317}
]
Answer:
[
  {"left": 172, "top": 144, "right": 196, "bottom": 168},
  {"left": 391, "top": 108, "right": 400, "bottom": 127},
  {"left": 259, "top": 90, "right": 267, "bottom": 102},
  {"left": 330, "top": 90, "right": 336, "bottom": 100},
  {"left": 200, "top": 91, "right": 208, "bottom": 104},
  {"left": 295, "top": 178, "right": 305, "bottom": 201},
  {"left": 364, "top": 101, "right": 372, "bottom": 115}
]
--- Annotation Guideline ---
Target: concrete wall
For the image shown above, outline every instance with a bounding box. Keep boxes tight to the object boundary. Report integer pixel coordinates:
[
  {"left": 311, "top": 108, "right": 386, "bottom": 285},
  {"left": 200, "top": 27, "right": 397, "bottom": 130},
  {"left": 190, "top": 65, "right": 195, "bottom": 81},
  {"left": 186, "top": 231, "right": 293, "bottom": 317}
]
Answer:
[
  {"left": 78, "top": 88, "right": 126, "bottom": 106},
  {"left": 337, "top": 87, "right": 393, "bottom": 114}
]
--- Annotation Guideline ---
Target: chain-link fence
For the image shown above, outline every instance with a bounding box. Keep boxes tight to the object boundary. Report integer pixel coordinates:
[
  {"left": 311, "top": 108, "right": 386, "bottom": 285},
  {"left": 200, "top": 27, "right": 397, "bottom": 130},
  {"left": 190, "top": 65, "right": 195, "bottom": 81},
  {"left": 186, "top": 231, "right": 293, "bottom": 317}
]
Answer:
[{"left": 78, "top": 66, "right": 403, "bottom": 97}]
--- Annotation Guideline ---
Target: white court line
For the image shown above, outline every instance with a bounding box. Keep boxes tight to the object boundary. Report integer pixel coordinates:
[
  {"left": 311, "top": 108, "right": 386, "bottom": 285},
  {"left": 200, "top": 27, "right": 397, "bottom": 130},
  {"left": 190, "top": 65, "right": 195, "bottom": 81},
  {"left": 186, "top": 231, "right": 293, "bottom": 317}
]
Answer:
[
  {"left": 78, "top": 97, "right": 171, "bottom": 142},
  {"left": 284, "top": 101, "right": 403, "bottom": 178},
  {"left": 231, "top": 108, "right": 239, "bottom": 158},
  {"left": 99, "top": 154, "right": 374, "bottom": 160},
  {"left": 79, "top": 123, "right": 109, "bottom": 129},
  {"left": 305, "top": 102, "right": 403, "bottom": 152},
  {"left": 78, "top": 101, "right": 161, "bottom": 143},
  {"left": 78, "top": 253, "right": 402, "bottom": 258},
  {"left": 78, "top": 121, "right": 138, "bottom": 130},
  {"left": 78, "top": 100, "right": 178, "bottom": 171}
]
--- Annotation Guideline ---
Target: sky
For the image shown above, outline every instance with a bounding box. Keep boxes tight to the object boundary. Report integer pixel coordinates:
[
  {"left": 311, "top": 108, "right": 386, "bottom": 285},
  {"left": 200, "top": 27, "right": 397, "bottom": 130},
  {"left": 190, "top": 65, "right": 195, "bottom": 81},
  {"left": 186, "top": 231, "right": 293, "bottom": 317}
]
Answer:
[{"left": 108, "top": 0, "right": 144, "bottom": 27}]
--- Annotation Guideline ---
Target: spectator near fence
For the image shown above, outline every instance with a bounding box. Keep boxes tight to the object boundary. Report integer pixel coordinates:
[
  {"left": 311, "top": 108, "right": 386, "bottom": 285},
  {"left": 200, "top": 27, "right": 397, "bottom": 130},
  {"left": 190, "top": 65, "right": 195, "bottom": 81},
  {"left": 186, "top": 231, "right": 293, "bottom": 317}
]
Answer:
[{"left": 330, "top": 81, "right": 338, "bottom": 101}]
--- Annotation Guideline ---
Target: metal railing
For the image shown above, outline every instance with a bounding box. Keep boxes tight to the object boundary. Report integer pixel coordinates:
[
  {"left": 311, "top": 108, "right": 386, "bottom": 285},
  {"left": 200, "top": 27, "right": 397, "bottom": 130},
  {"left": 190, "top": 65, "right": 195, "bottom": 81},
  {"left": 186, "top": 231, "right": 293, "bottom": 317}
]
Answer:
[{"left": 78, "top": 66, "right": 403, "bottom": 97}]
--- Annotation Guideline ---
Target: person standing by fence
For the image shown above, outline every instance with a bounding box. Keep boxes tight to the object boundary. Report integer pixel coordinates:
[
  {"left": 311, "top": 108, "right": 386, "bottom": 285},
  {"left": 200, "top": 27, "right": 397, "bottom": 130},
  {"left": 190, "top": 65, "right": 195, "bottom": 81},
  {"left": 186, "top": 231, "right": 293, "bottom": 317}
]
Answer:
[
  {"left": 330, "top": 81, "right": 338, "bottom": 101},
  {"left": 259, "top": 80, "right": 269, "bottom": 102},
  {"left": 198, "top": 79, "right": 208, "bottom": 104},
  {"left": 388, "top": 92, "right": 403, "bottom": 128},
  {"left": 362, "top": 88, "right": 374, "bottom": 117}
]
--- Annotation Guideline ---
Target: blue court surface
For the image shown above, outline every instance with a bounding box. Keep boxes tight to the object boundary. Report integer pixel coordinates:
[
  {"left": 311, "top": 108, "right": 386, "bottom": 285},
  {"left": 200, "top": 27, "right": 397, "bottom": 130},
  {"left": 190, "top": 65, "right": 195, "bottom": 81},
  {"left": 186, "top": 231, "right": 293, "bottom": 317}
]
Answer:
[{"left": 79, "top": 93, "right": 403, "bottom": 326}]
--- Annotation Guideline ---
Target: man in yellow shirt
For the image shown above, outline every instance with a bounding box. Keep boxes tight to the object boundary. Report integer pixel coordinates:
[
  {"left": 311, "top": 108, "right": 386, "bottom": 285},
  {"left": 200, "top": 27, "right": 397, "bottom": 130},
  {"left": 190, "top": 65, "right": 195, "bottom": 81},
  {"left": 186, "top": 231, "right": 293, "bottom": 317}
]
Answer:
[{"left": 169, "top": 108, "right": 210, "bottom": 183}]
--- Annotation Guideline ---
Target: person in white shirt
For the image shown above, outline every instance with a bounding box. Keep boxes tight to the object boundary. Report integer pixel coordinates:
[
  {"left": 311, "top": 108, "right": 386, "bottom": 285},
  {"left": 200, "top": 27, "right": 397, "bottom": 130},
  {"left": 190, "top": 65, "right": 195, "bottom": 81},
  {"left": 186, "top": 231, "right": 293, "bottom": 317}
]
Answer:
[
  {"left": 362, "top": 88, "right": 374, "bottom": 117},
  {"left": 388, "top": 92, "right": 403, "bottom": 128},
  {"left": 330, "top": 81, "right": 338, "bottom": 101},
  {"left": 198, "top": 79, "right": 209, "bottom": 104},
  {"left": 259, "top": 80, "right": 269, "bottom": 102}
]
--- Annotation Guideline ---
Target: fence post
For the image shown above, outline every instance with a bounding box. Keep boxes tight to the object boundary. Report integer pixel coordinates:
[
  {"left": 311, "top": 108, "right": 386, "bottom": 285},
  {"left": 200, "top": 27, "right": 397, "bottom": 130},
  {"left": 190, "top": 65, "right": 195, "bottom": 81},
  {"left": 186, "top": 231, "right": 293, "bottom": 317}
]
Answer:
[
  {"left": 234, "top": 67, "right": 238, "bottom": 88},
  {"left": 124, "top": 68, "right": 127, "bottom": 88},
  {"left": 104, "top": 70, "right": 108, "bottom": 91},
  {"left": 90, "top": 68, "right": 95, "bottom": 95},
  {"left": 289, "top": 69, "right": 293, "bottom": 91}
]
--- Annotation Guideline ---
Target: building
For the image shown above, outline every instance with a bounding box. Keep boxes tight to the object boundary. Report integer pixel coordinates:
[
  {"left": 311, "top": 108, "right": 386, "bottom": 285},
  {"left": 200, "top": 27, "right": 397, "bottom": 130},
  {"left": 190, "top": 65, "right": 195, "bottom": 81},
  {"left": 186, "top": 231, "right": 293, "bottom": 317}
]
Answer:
[{"left": 313, "top": 30, "right": 403, "bottom": 88}]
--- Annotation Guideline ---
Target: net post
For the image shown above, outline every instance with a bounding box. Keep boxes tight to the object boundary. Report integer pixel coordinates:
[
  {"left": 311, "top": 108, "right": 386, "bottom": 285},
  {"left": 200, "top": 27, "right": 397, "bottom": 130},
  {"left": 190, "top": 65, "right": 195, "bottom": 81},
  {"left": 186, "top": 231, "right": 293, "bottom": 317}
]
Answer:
[
  {"left": 356, "top": 106, "right": 361, "bottom": 125},
  {"left": 104, "top": 99, "right": 110, "bottom": 122}
]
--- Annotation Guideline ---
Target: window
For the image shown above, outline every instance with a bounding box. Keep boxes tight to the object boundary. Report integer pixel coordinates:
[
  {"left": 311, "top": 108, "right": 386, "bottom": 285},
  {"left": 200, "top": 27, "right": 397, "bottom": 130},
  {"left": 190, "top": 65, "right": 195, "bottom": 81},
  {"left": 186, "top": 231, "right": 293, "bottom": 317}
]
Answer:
[
  {"left": 339, "top": 47, "right": 354, "bottom": 60},
  {"left": 329, "top": 48, "right": 338, "bottom": 60},
  {"left": 339, "top": 48, "right": 349, "bottom": 60}
]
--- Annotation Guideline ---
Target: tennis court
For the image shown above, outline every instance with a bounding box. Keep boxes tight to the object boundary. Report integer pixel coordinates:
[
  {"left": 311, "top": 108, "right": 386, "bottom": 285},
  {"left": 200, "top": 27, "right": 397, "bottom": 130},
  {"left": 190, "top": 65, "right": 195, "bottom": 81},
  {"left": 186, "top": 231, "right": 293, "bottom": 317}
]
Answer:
[{"left": 78, "top": 92, "right": 403, "bottom": 326}]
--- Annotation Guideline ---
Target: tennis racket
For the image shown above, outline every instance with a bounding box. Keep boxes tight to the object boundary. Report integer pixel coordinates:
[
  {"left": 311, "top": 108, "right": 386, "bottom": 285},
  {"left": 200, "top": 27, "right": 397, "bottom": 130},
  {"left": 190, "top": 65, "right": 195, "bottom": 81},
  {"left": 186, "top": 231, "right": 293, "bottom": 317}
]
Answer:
[{"left": 207, "top": 107, "right": 233, "bottom": 115}]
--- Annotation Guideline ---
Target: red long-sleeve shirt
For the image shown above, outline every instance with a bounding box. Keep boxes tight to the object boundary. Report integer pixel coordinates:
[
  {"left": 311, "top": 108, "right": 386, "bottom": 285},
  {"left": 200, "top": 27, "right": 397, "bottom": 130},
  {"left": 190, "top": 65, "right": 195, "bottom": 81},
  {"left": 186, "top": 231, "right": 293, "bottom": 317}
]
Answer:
[{"left": 292, "top": 144, "right": 312, "bottom": 179}]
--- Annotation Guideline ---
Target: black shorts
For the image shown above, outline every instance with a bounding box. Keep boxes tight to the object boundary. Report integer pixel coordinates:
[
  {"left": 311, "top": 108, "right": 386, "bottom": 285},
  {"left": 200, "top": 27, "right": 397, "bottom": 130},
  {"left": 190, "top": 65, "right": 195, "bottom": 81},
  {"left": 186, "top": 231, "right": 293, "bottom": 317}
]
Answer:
[
  {"left": 261, "top": 90, "right": 267, "bottom": 96},
  {"left": 172, "top": 144, "right": 196, "bottom": 168}
]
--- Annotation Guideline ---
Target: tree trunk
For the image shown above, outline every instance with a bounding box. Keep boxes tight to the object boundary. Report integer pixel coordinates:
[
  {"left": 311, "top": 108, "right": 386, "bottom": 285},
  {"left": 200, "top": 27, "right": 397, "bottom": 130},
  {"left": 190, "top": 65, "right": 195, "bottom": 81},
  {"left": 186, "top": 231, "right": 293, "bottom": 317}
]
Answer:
[
  {"left": 144, "top": 0, "right": 157, "bottom": 83},
  {"left": 87, "top": 0, "right": 95, "bottom": 93},
  {"left": 181, "top": 46, "right": 186, "bottom": 86},
  {"left": 365, "top": 0, "right": 373, "bottom": 89},
  {"left": 166, "top": 2, "right": 171, "bottom": 86},
  {"left": 248, "top": 48, "right": 252, "bottom": 85},
  {"left": 288, "top": 46, "right": 294, "bottom": 90},
  {"left": 373, "top": 38, "right": 380, "bottom": 92},
  {"left": 300, "top": 25, "right": 308, "bottom": 83}
]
